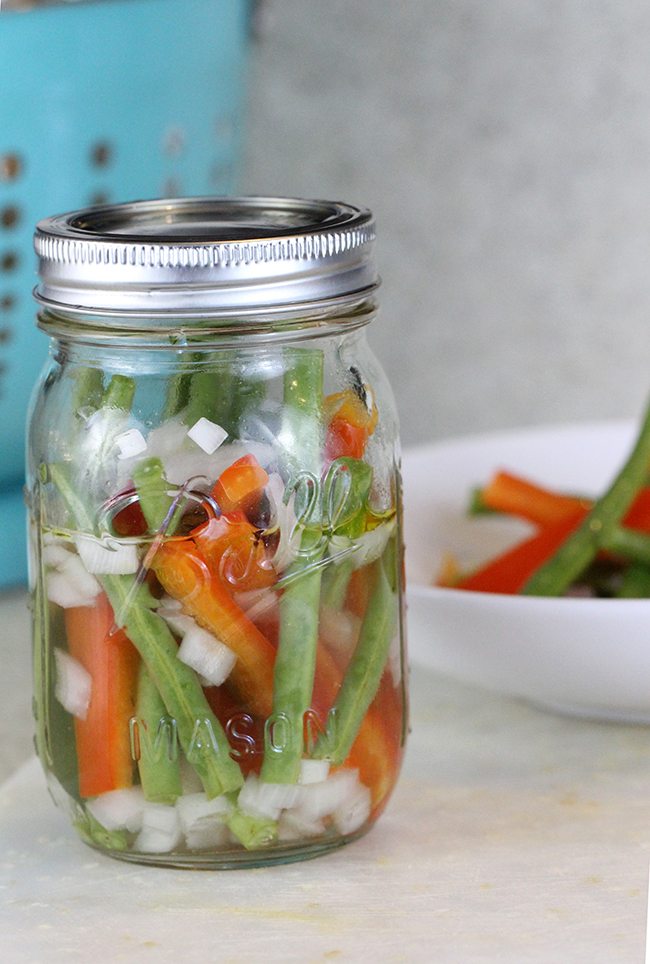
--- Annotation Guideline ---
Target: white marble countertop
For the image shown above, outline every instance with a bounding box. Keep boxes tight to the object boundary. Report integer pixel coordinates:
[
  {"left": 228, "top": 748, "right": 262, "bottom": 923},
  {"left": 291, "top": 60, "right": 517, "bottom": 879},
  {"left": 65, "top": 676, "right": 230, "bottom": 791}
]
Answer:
[{"left": 1, "top": 587, "right": 650, "bottom": 961}]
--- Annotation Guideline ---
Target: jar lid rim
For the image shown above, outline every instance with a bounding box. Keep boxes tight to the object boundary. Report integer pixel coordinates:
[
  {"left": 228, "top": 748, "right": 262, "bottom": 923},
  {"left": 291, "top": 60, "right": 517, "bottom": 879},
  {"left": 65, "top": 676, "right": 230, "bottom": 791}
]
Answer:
[{"left": 34, "top": 196, "right": 378, "bottom": 318}]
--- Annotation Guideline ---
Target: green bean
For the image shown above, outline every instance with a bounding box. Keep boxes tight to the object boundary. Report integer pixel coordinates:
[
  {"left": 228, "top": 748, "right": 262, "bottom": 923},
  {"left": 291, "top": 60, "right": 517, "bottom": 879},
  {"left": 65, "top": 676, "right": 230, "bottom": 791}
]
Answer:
[
  {"left": 617, "top": 562, "right": 650, "bottom": 598},
  {"left": 601, "top": 526, "right": 650, "bottom": 566},
  {"left": 227, "top": 809, "right": 277, "bottom": 851},
  {"left": 132, "top": 661, "right": 183, "bottom": 804},
  {"left": 523, "top": 401, "right": 650, "bottom": 596},
  {"left": 260, "top": 347, "right": 324, "bottom": 785},
  {"left": 131, "top": 456, "right": 185, "bottom": 536},
  {"left": 72, "top": 366, "right": 104, "bottom": 418},
  {"left": 260, "top": 538, "right": 324, "bottom": 785},
  {"left": 103, "top": 373, "right": 135, "bottom": 413},
  {"left": 105, "top": 577, "right": 243, "bottom": 799},
  {"left": 48, "top": 462, "right": 244, "bottom": 799},
  {"left": 315, "top": 554, "right": 397, "bottom": 765},
  {"left": 75, "top": 809, "right": 129, "bottom": 852},
  {"left": 184, "top": 356, "right": 234, "bottom": 430},
  {"left": 321, "top": 557, "right": 355, "bottom": 610},
  {"left": 319, "top": 458, "right": 373, "bottom": 608}
]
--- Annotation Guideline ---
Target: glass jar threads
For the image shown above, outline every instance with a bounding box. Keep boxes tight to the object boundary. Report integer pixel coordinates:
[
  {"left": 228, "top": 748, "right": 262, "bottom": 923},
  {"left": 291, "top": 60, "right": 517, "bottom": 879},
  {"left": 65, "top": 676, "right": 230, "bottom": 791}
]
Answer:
[{"left": 27, "top": 197, "right": 407, "bottom": 868}]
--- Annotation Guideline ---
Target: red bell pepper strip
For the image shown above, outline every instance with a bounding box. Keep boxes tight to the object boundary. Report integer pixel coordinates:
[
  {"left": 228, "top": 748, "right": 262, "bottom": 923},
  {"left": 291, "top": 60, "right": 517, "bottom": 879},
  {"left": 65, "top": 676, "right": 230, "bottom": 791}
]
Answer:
[
  {"left": 454, "top": 509, "right": 586, "bottom": 594},
  {"left": 192, "top": 511, "right": 276, "bottom": 593},
  {"left": 324, "top": 388, "right": 378, "bottom": 461},
  {"left": 64, "top": 592, "right": 139, "bottom": 798},
  {"left": 310, "top": 639, "right": 402, "bottom": 814},
  {"left": 151, "top": 540, "right": 276, "bottom": 718},
  {"left": 622, "top": 488, "right": 650, "bottom": 533},
  {"left": 212, "top": 454, "right": 269, "bottom": 516}
]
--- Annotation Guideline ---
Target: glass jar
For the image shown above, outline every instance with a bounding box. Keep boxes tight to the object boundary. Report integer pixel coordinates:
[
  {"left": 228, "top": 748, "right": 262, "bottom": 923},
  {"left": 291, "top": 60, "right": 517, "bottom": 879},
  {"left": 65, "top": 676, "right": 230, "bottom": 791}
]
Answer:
[{"left": 26, "top": 196, "right": 407, "bottom": 868}]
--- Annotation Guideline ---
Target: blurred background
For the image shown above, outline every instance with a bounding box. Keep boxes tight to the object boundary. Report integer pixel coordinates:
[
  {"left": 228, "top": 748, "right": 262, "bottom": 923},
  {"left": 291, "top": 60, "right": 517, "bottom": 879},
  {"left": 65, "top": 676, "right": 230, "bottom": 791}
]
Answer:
[
  {"left": 242, "top": 1, "right": 650, "bottom": 446},
  {"left": 4, "top": 0, "right": 650, "bottom": 585}
]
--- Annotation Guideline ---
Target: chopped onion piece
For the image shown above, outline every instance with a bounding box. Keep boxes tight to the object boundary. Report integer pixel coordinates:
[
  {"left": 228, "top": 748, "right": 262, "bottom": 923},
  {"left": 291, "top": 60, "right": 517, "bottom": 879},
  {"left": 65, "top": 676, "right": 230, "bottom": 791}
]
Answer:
[
  {"left": 158, "top": 608, "right": 196, "bottom": 638},
  {"left": 86, "top": 787, "right": 146, "bottom": 833},
  {"left": 299, "top": 759, "right": 331, "bottom": 785},
  {"left": 115, "top": 428, "right": 147, "bottom": 460},
  {"left": 332, "top": 782, "right": 371, "bottom": 835},
  {"left": 75, "top": 535, "right": 139, "bottom": 575},
  {"left": 45, "top": 545, "right": 101, "bottom": 608},
  {"left": 179, "top": 758, "right": 204, "bottom": 795},
  {"left": 319, "top": 606, "right": 361, "bottom": 657},
  {"left": 238, "top": 773, "right": 302, "bottom": 821},
  {"left": 54, "top": 648, "right": 92, "bottom": 720},
  {"left": 135, "top": 803, "right": 182, "bottom": 854},
  {"left": 186, "top": 823, "right": 232, "bottom": 850},
  {"left": 42, "top": 542, "right": 75, "bottom": 569},
  {"left": 47, "top": 570, "right": 98, "bottom": 609},
  {"left": 266, "top": 472, "right": 300, "bottom": 572},
  {"left": 329, "top": 518, "right": 396, "bottom": 570},
  {"left": 277, "top": 810, "right": 326, "bottom": 842},
  {"left": 176, "top": 792, "right": 232, "bottom": 835},
  {"left": 187, "top": 417, "right": 228, "bottom": 455},
  {"left": 388, "top": 630, "right": 402, "bottom": 687},
  {"left": 177, "top": 625, "right": 236, "bottom": 686},
  {"left": 232, "top": 587, "right": 279, "bottom": 622},
  {"left": 293, "top": 769, "right": 360, "bottom": 822}
]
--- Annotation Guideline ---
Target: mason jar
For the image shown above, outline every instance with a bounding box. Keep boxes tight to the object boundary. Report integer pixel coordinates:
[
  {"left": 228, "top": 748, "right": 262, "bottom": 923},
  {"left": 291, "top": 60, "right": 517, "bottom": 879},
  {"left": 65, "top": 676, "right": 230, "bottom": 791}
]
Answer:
[{"left": 26, "top": 196, "right": 407, "bottom": 868}]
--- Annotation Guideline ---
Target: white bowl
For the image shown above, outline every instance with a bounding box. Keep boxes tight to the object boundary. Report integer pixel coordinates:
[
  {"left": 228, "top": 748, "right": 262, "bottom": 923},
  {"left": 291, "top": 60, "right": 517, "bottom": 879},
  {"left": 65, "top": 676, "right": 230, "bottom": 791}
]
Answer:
[{"left": 402, "top": 419, "right": 650, "bottom": 723}]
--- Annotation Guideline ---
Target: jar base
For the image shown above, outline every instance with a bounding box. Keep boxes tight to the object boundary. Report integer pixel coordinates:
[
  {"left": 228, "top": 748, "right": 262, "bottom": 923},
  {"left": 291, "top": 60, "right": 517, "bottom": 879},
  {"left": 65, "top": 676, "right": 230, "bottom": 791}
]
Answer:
[{"left": 81, "top": 826, "right": 370, "bottom": 870}]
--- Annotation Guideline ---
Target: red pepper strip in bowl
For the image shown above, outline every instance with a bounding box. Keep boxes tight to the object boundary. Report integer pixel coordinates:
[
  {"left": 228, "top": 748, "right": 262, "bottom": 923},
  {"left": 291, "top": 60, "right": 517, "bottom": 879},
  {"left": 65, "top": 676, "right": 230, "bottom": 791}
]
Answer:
[{"left": 453, "top": 510, "right": 587, "bottom": 595}]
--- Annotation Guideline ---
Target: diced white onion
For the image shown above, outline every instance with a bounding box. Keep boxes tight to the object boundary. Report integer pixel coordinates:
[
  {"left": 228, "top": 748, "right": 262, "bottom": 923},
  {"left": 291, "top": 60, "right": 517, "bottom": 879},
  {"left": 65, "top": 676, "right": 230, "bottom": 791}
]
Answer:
[
  {"left": 47, "top": 571, "right": 98, "bottom": 609},
  {"left": 329, "top": 518, "right": 396, "bottom": 570},
  {"left": 187, "top": 417, "right": 228, "bottom": 455},
  {"left": 142, "top": 420, "right": 271, "bottom": 488},
  {"left": 266, "top": 473, "right": 300, "bottom": 573},
  {"left": 332, "top": 782, "right": 372, "bottom": 835},
  {"left": 176, "top": 792, "right": 232, "bottom": 835},
  {"left": 42, "top": 542, "right": 75, "bottom": 569},
  {"left": 179, "top": 758, "right": 204, "bottom": 795},
  {"left": 388, "top": 630, "right": 402, "bottom": 688},
  {"left": 45, "top": 545, "right": 101, "bottom": 608},
  {"left": 299, "top": 759, "right": 331, "bottom": 785},
  {"left": 86, "top": 787, "right": 146, "bottom": 833},
  {"left": 277, "top": 810, "right": 326, "bottom": 842},
  {"left": 177, "top": 625, "right": 237, "bottom": 687},
  {"left": 159, "top": 595, "right": 183, "bottom": 612},
  {"left": 237, "top": 773, "right": 302, "bottom": 821},
  {"left": 293, "top": 769, "right": 360, "bottom": 822},
  {"left": 319, "top": 606, "right": 361, "bottom": 657},
  {"left": 186, "top": 823, "right": 232, "bottom": 851},
  {"left": 135, "top": 803, "right": 182, "bottom": 854},
  {"left": 232, "top": 587, "right": 279, "bottom": 622},
  {"left": 75, "top": 534, "right": 139, "bottom": 575},
  {"left": 158, "top": 608, "right": 196, "bottom": 638},
  {"left": 115, "top": 428, "right": 148, "bottom": 460},
  {"left": 54, "top": 648, "right": 92, "bottom": 720}
]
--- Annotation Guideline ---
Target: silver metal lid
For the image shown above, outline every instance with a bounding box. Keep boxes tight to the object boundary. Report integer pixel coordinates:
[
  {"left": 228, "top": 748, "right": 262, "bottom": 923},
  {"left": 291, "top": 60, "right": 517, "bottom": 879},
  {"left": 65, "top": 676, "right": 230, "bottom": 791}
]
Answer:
[{"left": 34, "top": 196, "right": 378, "bottom": 319}]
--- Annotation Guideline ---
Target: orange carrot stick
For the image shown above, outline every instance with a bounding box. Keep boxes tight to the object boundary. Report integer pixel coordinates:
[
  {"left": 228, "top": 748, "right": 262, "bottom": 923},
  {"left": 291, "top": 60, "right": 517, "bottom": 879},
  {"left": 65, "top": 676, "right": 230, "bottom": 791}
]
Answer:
[
  {"left": 64, "top": 592, "right": 139, "bottom": 798},
  {"left": 151, "top": 541, "right": 276, "bottom": 718},
  {"left": 478, "top": 470, "right": 589, "bottom": 526}
]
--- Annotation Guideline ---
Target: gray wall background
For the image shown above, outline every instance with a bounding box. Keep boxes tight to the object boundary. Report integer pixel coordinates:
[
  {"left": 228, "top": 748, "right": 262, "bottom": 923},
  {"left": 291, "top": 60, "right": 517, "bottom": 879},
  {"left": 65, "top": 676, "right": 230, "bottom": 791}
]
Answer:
[{"left": 242, "top": 1, "right": 650, "bottom": 446}]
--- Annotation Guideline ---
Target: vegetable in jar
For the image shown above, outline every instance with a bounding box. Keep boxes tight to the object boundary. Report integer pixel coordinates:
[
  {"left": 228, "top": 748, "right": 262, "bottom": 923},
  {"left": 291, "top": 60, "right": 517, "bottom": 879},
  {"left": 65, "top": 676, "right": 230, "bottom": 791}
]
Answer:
[{"left": 27, "top": 197, "right": 408, "bottom": 868}]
